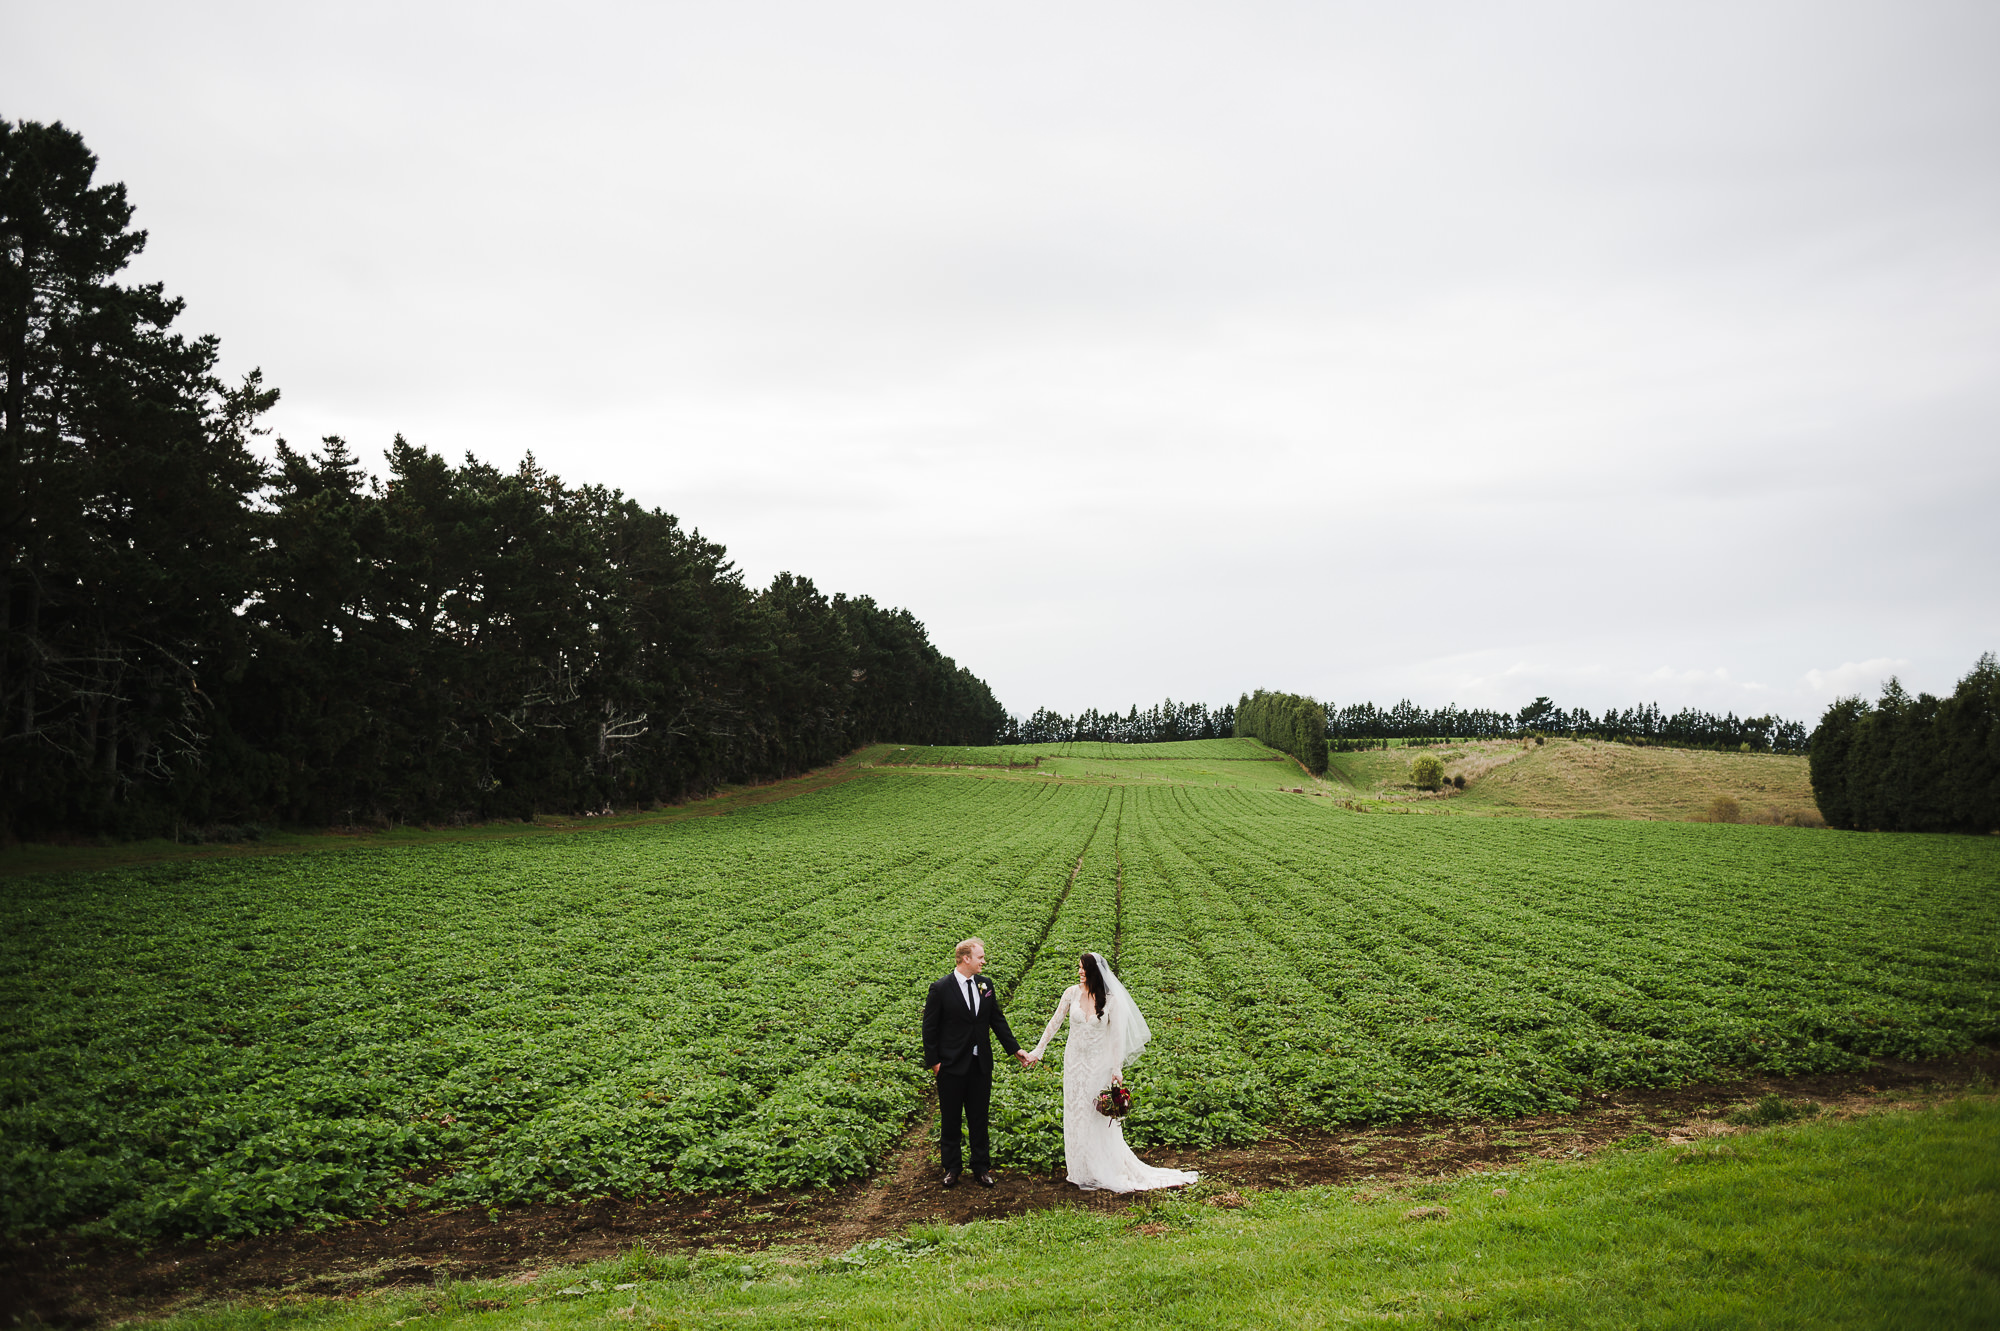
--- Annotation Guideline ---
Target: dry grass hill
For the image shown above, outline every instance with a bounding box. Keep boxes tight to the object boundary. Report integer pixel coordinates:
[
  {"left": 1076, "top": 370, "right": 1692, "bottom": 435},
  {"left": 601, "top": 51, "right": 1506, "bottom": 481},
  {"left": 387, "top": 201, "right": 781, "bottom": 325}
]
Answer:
[{"left": 1322, "top": 737, "right": 1822, "bottom": 823}]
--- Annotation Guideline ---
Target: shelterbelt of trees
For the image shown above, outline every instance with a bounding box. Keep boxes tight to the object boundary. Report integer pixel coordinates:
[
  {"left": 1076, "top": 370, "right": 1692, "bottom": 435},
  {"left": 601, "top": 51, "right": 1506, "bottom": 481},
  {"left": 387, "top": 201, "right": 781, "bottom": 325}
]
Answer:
[
  {"left": 1809, "top": 654, "right": 1999, "bottom": 835},
  {"left": 0, "top": 120, "right": 1005, "bottom": 839},
  {"left": 1236, "top": 690, "right": 1332, "bottom": 775},
  {"left": 1008, "top": 698, "right": 1237, "bottom": 746},
  {"left": 1324, "top": 696, "right": 1811, "bottom": 753}
]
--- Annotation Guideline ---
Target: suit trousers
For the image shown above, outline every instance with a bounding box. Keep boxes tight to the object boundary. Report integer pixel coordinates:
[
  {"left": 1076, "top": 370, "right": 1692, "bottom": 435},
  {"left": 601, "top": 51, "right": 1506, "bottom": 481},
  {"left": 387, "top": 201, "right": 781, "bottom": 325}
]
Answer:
[{"left": 936, "top": 1068, "right": 992, "bottom": 1174}]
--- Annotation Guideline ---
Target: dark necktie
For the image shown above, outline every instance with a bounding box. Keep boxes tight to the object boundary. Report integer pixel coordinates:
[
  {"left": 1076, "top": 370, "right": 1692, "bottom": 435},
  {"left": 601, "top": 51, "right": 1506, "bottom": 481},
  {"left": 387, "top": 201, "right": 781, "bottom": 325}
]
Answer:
[{"left": 965, "top": 977, "right": 977, "bottom": 1014}]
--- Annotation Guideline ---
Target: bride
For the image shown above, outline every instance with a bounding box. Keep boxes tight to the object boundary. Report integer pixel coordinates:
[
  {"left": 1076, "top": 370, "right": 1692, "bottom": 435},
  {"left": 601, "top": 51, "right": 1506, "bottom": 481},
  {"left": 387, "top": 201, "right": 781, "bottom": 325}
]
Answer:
[{"left": 1026, "top": 951, "right": 1200, "bottom": 1192}]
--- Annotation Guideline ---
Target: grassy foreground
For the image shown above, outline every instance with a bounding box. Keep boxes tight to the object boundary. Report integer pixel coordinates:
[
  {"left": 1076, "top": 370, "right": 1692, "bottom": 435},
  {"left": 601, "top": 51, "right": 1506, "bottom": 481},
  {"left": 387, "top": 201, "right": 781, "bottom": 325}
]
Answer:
[{"left": 158, "top": 1096, "right": 1999, "bottom": 1330}]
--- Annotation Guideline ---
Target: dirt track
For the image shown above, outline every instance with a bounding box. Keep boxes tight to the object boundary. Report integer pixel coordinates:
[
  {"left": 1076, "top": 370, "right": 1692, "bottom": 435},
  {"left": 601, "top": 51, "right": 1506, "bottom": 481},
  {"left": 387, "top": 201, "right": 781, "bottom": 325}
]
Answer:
[{"left": 6, "top": 1053, "right": 1993, "bottom": 1327}]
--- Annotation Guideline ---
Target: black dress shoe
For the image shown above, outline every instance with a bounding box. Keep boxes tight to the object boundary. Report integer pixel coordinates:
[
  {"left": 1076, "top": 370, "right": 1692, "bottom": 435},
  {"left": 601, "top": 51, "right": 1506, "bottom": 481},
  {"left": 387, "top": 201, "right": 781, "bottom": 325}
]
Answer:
[
  {"left": 974, "top": 1171, "right": 996, "bottom": 1188},
  {"left": 941, "top": 1170, "right": 960, "bottom": 1189}
]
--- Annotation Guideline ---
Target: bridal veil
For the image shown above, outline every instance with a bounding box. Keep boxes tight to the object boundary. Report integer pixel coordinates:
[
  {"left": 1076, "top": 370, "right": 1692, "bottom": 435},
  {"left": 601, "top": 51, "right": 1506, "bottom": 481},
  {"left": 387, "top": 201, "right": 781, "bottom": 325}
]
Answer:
[{"left": 1088, "top": 951, "right": 1153, "bottom": 1069}]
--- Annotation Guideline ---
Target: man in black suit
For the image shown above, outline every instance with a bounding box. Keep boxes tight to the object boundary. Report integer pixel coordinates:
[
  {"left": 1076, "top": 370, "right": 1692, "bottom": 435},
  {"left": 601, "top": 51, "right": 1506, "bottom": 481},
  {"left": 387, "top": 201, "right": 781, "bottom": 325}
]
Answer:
[{"left": 922, "top": 936, "right": 1028, "bottom": 1188}]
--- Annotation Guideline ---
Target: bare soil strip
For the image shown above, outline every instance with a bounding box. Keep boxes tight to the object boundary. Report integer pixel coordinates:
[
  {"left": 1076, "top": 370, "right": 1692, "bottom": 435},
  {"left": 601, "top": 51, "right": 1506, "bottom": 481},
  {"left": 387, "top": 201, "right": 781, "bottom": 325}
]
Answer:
[
  {"left": 817, "top": 1100, "right": 944, "bottom": 1255},
  {"left": 8, "top": 1054, "right": 1991, "bottom": 1327}
]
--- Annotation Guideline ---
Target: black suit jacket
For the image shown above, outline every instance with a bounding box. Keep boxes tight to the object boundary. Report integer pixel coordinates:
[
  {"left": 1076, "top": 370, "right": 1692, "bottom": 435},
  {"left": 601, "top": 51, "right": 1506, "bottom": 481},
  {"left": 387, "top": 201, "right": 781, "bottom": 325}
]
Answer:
[{"left": 922, "top": 970, "right": 1020, "bottom": 1076}]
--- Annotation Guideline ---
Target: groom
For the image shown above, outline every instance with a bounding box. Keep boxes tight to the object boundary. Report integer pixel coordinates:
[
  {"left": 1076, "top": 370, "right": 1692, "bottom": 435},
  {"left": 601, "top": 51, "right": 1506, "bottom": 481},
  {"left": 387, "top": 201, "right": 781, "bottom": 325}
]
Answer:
[{"left": 922, "top": 937, "right": 1029, "bottom": 1188}]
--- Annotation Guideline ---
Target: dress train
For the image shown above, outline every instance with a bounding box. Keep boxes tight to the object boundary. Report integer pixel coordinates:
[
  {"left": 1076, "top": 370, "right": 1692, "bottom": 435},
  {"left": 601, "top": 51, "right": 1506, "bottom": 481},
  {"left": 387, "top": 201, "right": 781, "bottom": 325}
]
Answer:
[{"left": 1029, "top": 984, "right": 1199, "bottom": 1193}]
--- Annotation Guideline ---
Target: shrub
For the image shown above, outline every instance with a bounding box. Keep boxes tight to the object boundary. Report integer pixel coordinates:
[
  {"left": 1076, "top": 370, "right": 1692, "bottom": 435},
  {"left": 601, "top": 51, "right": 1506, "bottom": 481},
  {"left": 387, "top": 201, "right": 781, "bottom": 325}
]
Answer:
[
  {"left": 1409, "top": 754, "right": 1445, "bottom": 791},
  {"left": 1451, "top": 773, "right": 1466, "bottom": 790},
  {"left": 1726, "top": 1093, "right": 1812, "bottom": 1126},
  {"left": 1706, "top": 796, "right": 1742, "bottom": 824}
]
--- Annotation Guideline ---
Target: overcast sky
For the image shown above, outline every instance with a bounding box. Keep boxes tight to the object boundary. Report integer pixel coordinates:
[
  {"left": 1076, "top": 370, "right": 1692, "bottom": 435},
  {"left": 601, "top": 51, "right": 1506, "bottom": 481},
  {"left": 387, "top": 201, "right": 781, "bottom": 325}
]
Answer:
[{"left": 8, "top": 1, "right": 1996, "bottom": 722}]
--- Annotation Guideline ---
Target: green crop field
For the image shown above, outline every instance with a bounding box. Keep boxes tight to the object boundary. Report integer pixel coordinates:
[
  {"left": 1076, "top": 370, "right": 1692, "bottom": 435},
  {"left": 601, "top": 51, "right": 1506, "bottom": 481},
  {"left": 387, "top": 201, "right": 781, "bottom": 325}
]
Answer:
[
  {"left": 5, "top": 748, "right": 1997, "bottom": 1247},
  {"left": 873, "top": 737, "right": 1315, "bottom": 790},
  {"left": 876, "top": 738, "right": 1263, "bottom": 765}
]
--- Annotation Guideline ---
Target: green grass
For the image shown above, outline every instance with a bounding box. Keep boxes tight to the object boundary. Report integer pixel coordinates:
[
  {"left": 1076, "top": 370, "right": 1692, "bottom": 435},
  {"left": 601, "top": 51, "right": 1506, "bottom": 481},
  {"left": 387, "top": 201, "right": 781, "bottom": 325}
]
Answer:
[
  {"left": 1323, "top": 746, "right": 1426, "bottom": 794},
  {"left": 1030, "top": 754, "right": 1310, "bottom": 788},
  {"left": 149, "top": 1096, "right": 2000, "bottom": 1329},
  {"left": 0, "top": 761, "right": 866, "bottom": 881},
  {"left": 872, "top": 735, "right": 1320, "bottom": 789},
  {"left": 876, "top": 738, "right": 1272, "bottom": 765}
]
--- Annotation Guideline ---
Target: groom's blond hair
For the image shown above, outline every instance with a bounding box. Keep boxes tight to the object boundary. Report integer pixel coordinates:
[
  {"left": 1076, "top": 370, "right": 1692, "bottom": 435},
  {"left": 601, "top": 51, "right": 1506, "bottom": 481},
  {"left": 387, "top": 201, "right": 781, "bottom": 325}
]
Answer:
[{"left": 955, "top": 937, "right": 985, "bottom": 962}]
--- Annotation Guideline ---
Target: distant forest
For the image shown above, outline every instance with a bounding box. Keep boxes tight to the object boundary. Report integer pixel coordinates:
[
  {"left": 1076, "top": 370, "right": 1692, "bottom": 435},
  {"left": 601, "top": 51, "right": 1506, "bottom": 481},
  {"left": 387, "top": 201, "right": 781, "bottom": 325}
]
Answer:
[
  {"left": 1323, "top": 696, "right": 1811, "bottom": 753},
  {"left": 0, "top": 120, "right": 1005, "bottom": 839},
  {"left": 1009, "top": 699, "right": 1236, "bottom": 746}
]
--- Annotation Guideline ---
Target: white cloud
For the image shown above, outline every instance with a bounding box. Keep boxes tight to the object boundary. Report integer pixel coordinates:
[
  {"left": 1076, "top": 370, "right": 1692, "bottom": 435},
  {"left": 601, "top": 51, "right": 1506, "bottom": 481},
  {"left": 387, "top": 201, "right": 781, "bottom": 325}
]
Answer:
[{"left": 1802, "top": 659, "right": 1914, "bottom": 701}]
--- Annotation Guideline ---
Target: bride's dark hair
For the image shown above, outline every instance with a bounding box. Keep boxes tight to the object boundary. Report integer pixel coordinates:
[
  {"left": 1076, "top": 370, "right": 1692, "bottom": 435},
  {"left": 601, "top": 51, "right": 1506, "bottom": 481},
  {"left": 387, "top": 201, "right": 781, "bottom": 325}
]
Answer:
[{"left": 1079, "top": 952, "right": 1110, "bottom": 1020}]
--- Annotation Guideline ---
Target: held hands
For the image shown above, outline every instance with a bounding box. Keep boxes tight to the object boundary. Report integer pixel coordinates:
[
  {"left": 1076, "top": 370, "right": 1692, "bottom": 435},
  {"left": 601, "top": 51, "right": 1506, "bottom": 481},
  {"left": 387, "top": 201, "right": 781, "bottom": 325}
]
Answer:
[{"left": 930, "top": 1055, "right": 1034, "bottom": 1072}]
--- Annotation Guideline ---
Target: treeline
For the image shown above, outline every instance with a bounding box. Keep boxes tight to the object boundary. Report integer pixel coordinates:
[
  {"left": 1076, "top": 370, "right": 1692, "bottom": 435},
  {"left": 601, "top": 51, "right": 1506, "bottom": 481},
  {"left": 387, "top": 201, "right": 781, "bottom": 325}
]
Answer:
[
  {"left": 1324, "top": 696, "right": 1810, "bottom": 753},
  {"left": 1235, "top": 690, "right": 1329, "bottom": 775},
  {"left": 0, "top": 120, "right": 1005, "bottom": 839},
  {"left": 1808, "top": 655, "right": 1999, "bottom": 835},
  {"left": 1008, "top": 698, "right": 1235, "bottom": 746}
]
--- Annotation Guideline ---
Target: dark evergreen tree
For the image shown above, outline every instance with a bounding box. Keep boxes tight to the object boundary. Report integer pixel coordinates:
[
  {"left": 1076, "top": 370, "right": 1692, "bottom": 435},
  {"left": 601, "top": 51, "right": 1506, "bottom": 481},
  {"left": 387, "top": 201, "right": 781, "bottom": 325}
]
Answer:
[
  {"left": 1807, "top": 656, "right": 1998, "bottom": 834},
  {"left": 1807, "top": 697, "right": 1866, "bottom": 830},
  {"left": 2, "top": 119, "right": 273, "bottom": 834},
  {"left": 1322, "top": 692, "right": 1807, "bottom": 752},
  {"left": 1009, "top": 698, "right": 1236, "bottom": 746},
  {"left": 1937, "top": 652, "right": 2000, "bottom": 832}
]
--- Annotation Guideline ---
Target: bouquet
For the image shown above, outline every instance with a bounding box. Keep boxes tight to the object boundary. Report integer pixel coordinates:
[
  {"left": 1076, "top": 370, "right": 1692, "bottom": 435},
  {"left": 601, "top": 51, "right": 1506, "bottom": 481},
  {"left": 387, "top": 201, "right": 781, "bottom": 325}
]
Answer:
[{"left": 1095, "top": 1076, "right": 1132, "bottom": 1119}]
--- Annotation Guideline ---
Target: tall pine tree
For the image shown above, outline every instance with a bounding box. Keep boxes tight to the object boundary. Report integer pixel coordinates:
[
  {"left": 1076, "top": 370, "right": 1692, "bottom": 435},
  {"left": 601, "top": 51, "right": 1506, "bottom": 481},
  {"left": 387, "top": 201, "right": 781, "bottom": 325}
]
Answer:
[{"left": 1, "top": 119, "right": 272, "bottom": 833}]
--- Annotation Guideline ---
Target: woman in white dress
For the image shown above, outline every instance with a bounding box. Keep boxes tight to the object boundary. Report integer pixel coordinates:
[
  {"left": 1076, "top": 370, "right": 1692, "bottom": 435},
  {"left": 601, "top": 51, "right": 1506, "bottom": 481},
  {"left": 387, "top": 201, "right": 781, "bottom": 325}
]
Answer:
[{"left": 1026, "top": 951, "right": 1200, "bottom": 1193}]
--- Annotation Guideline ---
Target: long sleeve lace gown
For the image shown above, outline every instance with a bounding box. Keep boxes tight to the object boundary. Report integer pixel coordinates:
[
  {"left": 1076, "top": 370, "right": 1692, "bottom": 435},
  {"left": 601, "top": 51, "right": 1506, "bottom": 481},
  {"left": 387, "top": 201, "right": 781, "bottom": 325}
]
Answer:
[{"left": 1028, "top": 984, "right": 1200, "bottom": 1192}]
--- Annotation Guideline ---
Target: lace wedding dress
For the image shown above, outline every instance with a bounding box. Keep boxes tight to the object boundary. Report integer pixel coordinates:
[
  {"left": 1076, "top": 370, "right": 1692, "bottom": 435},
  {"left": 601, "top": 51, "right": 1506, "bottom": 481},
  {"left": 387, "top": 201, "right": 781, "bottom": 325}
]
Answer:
[{"left": 1028, "top": 964, "right": 1200, "bottom": 1193}]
